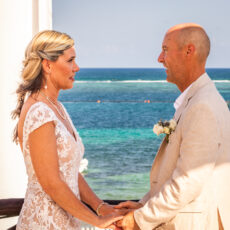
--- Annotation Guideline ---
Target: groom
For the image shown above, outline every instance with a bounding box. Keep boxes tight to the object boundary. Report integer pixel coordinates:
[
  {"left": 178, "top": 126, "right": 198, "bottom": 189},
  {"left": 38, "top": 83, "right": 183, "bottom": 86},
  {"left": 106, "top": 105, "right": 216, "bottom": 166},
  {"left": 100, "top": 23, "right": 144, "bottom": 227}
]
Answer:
[{"left": 116, "top": 23, "right": 230, "bottom": 230}]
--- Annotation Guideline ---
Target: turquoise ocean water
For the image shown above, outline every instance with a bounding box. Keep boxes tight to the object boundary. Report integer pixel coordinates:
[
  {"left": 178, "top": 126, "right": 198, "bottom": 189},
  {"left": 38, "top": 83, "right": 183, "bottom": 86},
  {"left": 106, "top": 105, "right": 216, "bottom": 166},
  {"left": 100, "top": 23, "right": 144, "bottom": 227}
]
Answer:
[{"left": 59, "top": 68, "right": 230, "bottom": 200}]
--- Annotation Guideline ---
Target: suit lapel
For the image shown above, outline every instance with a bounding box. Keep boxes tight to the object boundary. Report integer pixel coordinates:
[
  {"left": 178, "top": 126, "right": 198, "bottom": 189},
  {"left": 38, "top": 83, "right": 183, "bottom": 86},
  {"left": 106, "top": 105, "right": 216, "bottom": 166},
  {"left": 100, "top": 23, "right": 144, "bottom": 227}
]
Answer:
[
  {"left": 150, "top": 137, "right": 168, "bottom": 185},
  {"left": 150, "top": 73, "right": 213, "bottom": 188}
]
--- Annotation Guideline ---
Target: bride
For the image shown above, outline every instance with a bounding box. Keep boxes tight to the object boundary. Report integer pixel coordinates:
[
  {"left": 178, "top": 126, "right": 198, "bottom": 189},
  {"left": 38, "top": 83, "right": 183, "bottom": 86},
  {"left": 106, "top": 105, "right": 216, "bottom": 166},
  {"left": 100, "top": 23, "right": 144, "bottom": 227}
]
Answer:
[{"left": 12, "top": 30, "right": 124, "bottom": 230}]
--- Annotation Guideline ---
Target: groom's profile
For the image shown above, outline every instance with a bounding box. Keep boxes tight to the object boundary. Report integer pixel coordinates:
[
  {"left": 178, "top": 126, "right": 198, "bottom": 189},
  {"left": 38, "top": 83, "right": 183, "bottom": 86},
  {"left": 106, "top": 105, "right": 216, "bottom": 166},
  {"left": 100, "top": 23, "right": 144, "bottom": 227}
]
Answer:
[{"left": 116, "top": 23, "right": 230, "bottom": 230}]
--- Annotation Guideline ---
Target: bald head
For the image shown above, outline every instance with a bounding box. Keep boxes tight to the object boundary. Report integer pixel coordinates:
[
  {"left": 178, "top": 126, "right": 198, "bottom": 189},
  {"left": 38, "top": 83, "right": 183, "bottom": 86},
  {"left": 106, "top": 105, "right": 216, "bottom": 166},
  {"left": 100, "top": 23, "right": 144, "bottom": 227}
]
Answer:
[{"left": 167, "top": 23, "right": 210, "bottom": 63}]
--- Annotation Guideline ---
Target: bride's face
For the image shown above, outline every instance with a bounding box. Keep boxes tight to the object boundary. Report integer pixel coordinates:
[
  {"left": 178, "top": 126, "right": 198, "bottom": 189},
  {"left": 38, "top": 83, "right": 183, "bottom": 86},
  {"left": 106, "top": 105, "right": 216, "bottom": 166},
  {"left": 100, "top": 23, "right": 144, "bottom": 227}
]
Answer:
[{"left": 49, "top": 47, "right": 79, "bottom": 90}]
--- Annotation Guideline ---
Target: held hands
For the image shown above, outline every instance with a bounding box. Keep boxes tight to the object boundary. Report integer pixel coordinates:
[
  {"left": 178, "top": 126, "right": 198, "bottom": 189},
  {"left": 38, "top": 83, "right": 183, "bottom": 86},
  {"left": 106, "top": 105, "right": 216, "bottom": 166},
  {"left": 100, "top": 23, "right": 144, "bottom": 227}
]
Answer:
[
  {"left": 95, "top": 201, "right": 142, "bottom": 230},
  {"left": 114, "top": 201, "right": 143, "bottom": 230},
  {"left": 98, "top": 202, "right": 129, "bottom": 216},
  {"left": 116, "top": 211, "right": 140, "bottom": 230},
  {"left": 96, "top": 202, "right": 128, "bottom": 230},
  {"left": 115, "top": 201, "right": 143, "bottom": 212},
  {"left": 96, "top": 212, "right": 123, "bottom": 230}
]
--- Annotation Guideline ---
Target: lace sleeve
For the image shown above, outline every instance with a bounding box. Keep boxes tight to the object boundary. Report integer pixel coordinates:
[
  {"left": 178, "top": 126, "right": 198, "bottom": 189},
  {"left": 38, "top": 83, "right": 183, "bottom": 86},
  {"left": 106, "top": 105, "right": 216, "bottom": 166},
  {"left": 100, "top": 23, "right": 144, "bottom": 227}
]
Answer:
[{"left": 23, "top": 102, "right": 57, "bottom": 138}]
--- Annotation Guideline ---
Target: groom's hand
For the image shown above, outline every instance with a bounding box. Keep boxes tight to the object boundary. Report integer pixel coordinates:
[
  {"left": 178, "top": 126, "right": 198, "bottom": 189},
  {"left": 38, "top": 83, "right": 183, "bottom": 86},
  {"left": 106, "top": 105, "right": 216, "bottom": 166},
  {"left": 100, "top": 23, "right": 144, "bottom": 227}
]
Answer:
[
  {"left": 116, "top": 211, "right": 140, "bottom": 230},
  {"left": 115, "top": 201, "right": 143, "bottom": 211}
]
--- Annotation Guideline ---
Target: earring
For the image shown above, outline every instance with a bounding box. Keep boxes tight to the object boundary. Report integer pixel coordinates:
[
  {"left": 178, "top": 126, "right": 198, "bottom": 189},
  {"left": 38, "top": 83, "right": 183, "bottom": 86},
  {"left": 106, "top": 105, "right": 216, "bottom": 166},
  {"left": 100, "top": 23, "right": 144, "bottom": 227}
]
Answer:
[
  {"left": 44, "top": 71, "right": 50, "bottom": 89},
  {"left": 44, "top": 78, "right": 48, "bottom": 89}
]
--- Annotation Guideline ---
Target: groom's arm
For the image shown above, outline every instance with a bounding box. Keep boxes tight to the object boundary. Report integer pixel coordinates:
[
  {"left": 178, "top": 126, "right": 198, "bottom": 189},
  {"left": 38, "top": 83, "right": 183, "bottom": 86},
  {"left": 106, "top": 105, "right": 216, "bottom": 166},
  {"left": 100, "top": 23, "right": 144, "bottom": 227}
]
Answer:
[
  {"left": 134, "top": 103, "right": 220, "bottom": 230},
  {"left": 139, "top": 191, "right": 150, "bottom": 205}
]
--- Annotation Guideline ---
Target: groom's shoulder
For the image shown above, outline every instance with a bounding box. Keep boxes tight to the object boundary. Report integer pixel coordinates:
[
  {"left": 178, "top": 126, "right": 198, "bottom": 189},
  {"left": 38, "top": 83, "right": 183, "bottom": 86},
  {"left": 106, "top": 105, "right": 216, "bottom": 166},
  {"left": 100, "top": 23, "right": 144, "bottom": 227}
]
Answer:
[
  {"left": 187, "top": 82, "right": 229, "bottom": 123},
  {"left": 192, "top": 80, "right": 225, "bottom": 108}
]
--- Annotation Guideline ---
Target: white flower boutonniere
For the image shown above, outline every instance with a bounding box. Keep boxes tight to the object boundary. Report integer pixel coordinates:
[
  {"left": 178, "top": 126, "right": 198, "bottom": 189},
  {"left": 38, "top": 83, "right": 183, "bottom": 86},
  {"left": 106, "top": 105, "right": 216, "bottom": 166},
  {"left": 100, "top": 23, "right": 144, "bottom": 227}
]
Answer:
[{"left": 153, "top": 119, "right": 177, "bottom": 142}]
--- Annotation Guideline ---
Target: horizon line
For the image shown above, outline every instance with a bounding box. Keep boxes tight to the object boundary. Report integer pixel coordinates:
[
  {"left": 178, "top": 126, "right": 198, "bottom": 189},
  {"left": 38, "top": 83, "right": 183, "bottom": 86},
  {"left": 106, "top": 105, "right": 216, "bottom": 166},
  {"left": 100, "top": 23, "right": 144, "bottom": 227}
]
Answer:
[{"left": 78, "top": 67, "right": 230, "bottom": 69}]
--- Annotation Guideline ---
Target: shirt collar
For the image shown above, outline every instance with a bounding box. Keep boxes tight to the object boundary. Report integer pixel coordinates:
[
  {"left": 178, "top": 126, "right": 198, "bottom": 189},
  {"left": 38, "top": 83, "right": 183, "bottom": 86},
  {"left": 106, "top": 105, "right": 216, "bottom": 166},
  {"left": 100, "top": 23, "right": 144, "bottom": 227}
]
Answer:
[{"left": 173, "top": 73, "right": 206, "bottom": 111}]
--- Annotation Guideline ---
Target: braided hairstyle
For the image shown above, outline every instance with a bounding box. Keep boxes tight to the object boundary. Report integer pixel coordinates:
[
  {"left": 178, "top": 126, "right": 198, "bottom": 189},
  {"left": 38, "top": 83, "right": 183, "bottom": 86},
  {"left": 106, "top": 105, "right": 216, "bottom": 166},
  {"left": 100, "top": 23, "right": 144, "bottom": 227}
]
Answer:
[{"left": 12, "top": 30, "right": 74, "bottom": 143}]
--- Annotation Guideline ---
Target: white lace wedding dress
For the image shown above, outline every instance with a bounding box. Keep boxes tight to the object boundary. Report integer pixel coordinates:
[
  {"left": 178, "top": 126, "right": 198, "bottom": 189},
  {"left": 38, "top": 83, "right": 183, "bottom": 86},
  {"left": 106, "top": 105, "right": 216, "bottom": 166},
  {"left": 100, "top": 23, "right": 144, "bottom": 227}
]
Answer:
[{"left": 16, "top": 102, "right": 84, "bottom": 230}]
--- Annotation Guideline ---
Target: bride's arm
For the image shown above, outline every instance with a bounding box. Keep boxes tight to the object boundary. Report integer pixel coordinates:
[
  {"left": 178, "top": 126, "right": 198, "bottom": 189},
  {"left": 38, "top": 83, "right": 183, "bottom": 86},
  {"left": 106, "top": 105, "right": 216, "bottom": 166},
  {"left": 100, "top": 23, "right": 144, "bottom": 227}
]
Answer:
[
  {"left": 78, "top": 173, "right": 115, "bottom": 216},
  {"left": 29, "top": 121, "right": 122, "bottom": 228}
]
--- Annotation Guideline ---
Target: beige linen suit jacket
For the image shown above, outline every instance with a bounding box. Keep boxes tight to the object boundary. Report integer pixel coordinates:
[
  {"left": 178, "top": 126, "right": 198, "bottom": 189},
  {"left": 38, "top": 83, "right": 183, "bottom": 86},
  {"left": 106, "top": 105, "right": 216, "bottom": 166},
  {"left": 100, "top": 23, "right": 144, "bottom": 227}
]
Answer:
[{"left": 134, "top": 73, "right": 230, "bottom": 230}]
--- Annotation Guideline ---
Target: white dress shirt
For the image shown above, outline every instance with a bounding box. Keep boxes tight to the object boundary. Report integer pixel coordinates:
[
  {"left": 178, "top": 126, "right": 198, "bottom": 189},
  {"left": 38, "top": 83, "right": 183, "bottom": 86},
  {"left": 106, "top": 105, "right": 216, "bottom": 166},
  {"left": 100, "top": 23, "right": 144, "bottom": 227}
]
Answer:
[{"left": 174, "top": 73, "right": 207, "bottom": 111}]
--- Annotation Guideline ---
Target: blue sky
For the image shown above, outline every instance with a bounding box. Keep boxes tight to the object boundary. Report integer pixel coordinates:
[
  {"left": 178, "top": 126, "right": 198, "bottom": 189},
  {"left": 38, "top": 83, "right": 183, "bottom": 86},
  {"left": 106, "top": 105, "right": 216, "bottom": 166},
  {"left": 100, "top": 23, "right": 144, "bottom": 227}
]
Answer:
[{"left": 53, "top": 0, "right": 230, "bottom": 68}]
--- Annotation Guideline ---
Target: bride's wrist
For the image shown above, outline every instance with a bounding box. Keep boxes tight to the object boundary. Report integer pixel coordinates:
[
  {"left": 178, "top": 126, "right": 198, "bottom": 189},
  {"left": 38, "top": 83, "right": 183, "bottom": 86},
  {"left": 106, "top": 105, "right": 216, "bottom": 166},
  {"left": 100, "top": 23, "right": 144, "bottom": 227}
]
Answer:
[{"left": 96, "top": 201, "right": 108, "bottom": 216}]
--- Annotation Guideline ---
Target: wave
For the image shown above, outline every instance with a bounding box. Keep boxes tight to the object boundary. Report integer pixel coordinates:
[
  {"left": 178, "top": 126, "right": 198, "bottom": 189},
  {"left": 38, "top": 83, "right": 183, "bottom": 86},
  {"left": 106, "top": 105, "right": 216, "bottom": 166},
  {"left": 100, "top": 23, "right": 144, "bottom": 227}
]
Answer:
[
  {"left": 76, "top": 80, "right": 167, "bottom": 83},
  {"left": 213, "top": 80, "right": 230, "bottom": 83},
  {"left": 75, "top": 79, "right": 230, "bottom": 83}
]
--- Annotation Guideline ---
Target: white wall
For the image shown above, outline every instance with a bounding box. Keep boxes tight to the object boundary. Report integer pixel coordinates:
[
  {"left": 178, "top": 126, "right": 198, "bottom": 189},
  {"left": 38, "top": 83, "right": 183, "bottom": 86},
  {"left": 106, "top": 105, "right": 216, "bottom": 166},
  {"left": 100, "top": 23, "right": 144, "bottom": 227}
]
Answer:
[{"left": 0, "top": 0, "right": 52, "bottom": 228}]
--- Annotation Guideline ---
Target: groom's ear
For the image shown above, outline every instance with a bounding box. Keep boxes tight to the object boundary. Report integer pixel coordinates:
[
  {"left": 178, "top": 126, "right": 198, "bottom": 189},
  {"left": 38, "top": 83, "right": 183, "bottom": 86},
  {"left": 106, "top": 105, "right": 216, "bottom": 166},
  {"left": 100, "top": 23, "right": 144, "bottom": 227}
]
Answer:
[{"left": 186, "top": 44, "right": 195, "bottom": 56}]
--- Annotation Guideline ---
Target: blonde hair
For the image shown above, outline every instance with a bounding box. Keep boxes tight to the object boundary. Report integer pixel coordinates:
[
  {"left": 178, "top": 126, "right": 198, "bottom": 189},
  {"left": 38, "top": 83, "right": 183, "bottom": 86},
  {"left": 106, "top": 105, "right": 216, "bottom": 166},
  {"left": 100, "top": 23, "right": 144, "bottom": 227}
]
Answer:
[{"left": 12, "top": 30, "right": 74, "bottom": 143}]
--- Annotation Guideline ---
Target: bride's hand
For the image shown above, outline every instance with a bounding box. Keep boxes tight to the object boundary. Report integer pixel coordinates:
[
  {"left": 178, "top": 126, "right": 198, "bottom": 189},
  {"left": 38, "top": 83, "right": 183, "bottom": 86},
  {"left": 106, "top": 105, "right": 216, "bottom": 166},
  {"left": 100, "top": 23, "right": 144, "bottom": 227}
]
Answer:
[
  {"left": 99, "top": 203, "right": 129, "bottom": 216},
  {"left": 98, "top": 203, "right": 115, "bottom": 216},
  {"left": 96, "top": 213, "right": 123, "bottom": 229}
]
